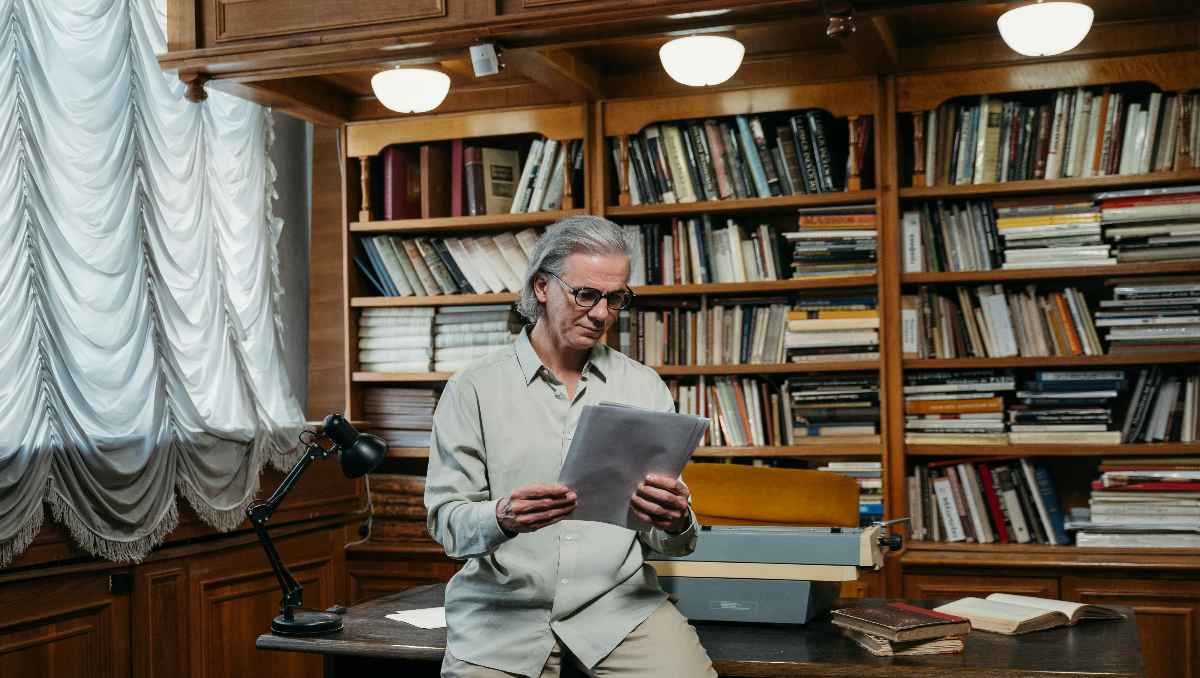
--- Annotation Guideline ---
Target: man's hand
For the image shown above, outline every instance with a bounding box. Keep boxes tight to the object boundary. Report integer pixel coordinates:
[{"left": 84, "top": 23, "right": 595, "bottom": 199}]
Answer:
[
  {"left": 496, "top": 483, "right": 577, "bottom": 536},
  {"left": 631, "top": 474, "right": 692, "bottom": 534}
]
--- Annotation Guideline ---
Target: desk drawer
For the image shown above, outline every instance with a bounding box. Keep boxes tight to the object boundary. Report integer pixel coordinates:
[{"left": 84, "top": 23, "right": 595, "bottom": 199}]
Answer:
[{"left": 903, "top": 573, "right": 1059, "bottom": 600}]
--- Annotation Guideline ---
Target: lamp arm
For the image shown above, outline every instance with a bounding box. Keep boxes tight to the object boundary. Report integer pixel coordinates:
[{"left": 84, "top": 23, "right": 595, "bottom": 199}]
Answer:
[{"left": 246, "top": 441, "right": 330, "bottom": 617}]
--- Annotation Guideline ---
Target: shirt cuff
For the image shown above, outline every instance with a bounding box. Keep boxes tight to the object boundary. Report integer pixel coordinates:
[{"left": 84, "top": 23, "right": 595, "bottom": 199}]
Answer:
[
  {"left": 653, "top": 510, "right": 698, "bottom": 554},
  {"left": 485, "top": 498, "right": 517, "bottom": 545}
]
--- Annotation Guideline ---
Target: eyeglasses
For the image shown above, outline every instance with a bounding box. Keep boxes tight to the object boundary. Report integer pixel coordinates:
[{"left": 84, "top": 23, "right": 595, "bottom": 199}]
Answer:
[{"left": 543, "top": 271, "right": 634, "bottom": 311}]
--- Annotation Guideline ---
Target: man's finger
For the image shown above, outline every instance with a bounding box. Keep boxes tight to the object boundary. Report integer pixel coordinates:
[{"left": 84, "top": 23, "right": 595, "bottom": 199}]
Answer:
[
  {"left": 635, "top": 484, "right": 688, "bottom": 511},
  {"left": 512, "top": 483, "right": 573, "bottom": 499},
  {"left": 631, "top": 494, "right": 683, "bottom": 521},
  {"left": 517, "top": 505, "right": 575, "bottom": 528},
  {"left": 511, "top": 495, "right": 576, "bottom": 514},
  {"left": 643, "top": 474, "right": 680, "bottom": 493}
]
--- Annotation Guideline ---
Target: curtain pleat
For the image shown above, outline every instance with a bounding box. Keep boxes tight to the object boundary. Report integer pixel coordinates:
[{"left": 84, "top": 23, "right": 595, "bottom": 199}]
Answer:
[{"left": 0, "top": 0, "right": 304, "bottom": 566}]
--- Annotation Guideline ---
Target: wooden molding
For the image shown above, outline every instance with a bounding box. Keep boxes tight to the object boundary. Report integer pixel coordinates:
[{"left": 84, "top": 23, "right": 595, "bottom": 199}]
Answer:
[
  {"left": 215, "top": 0, "right": 446, "bottom": 43},
  {"left": 346, "top": 102, "right": 587, "bottom": 156},
  {"left": 206, "top": 78, "right": 350, "bottom": 126},
  {"left": 503, "top": 47, "right": 607, "bottom": 101}
]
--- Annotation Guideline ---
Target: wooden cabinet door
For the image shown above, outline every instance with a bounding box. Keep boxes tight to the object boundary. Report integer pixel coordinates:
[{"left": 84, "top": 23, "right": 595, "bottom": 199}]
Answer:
[
  {"left": 347, "top": 543, "right": 460, "bottom": 604},
  {"left": 0, "top": 570, "right": 131, "bottom": 678},
  {"left": 903, "top": 573, "right": 1059, "bottom": 601},
  {"left": 1063, "top": 576, "right": 1200, "bottom": 678}
]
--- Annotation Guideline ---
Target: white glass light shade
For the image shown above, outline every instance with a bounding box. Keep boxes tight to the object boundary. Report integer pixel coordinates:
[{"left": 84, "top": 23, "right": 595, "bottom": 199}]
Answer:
[
  {"left": 997, "top": 1, "right": 1094, "bottom": 57},
  {"left": 658, "top": 35, "right": 745, "bottom": 87},
  {"left": 370, "top": 68, "right": 451, "bottom": 113}
]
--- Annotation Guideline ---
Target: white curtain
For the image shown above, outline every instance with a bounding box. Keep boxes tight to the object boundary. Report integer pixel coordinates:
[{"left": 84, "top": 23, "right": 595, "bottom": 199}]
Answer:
[{"left": 0, "top": 0, "right": 305, "bottom": 565}]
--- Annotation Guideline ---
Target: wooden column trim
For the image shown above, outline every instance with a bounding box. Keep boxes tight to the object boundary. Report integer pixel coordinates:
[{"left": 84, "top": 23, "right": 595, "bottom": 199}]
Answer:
[
  {"left": 358, "top": 157, "right": 371, "bottom": 223},
  {"left": 617, "top": 135, "right": 631, "bottom": 207}
]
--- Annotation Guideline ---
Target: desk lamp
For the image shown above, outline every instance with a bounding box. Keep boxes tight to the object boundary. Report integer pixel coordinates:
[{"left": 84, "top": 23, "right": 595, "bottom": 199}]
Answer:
[{"left": 248, "top": 414, "right": 387, "bottom": 636}]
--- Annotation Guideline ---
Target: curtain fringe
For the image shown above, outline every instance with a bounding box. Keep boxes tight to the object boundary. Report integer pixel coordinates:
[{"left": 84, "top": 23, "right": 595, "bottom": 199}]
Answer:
[
  {"left": 46, "top": 484, "right": 180, "bottom": 564},
  {"left": 0, "top": 504, "right": 45, "bottom": 569}
]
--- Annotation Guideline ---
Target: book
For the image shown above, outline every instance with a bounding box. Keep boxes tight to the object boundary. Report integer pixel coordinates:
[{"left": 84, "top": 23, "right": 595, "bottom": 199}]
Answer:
[
  {"left": 841, "top": 628, "right": 965, "bottom": 657},
  {"left": 830, "top": 601, "right": 971, "bottom": 642},
  {"left": 934, "top": 594, "right": 1122, "bottom": 635},
  {"left": 481, "top": 147, "right": 519, "bottom": 214}
]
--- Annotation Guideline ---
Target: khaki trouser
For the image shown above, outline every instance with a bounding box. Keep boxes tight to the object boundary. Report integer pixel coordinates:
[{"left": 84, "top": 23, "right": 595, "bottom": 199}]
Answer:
[{"left": 441, "top": 601, "right": 717, "bottom": 678}]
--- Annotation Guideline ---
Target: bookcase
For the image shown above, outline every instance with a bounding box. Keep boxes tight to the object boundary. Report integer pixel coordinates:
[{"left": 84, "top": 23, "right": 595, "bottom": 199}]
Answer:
[{"left": 337, "top": 48, "right": 1200, "bottom": 676}]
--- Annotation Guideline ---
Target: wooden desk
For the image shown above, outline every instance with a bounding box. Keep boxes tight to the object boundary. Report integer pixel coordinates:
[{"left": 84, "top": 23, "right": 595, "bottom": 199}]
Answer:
[{"left": 257, "top": 584, "right": 1144, "bottom": 677}]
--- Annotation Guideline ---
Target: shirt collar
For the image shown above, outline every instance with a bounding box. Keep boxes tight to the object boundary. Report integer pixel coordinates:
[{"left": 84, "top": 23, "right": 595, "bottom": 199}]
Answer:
[{"left": 513, "top": 324, "right": 610, "bottom": 386}]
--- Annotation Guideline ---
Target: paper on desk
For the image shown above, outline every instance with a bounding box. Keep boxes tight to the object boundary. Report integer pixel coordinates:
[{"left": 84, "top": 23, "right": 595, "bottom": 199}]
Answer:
[
  {"left": 386, "top": 607, "right": 447, "bottom": 629},
  {"left": 558, "top": 402, "right": 708, "bottom": 530}
]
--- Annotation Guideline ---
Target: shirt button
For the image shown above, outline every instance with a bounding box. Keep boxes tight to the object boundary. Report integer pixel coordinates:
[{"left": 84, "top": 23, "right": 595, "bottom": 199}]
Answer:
[{"left": 560, "top": 578, "right": 569, "bottom": 585}]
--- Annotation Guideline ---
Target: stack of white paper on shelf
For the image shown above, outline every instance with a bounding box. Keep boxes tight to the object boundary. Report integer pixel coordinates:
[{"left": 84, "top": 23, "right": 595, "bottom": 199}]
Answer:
[
  {"left": 433, "top": 305, "right": 518, "bottom": 373},
  {"left": 357, "top": 307, "right": 435, "bottom": 372}
]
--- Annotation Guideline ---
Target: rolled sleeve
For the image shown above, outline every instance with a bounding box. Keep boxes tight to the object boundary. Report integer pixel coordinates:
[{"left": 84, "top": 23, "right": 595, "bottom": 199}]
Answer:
[{"left": 424, "top": 377, "right": 512, "bottom": 559}]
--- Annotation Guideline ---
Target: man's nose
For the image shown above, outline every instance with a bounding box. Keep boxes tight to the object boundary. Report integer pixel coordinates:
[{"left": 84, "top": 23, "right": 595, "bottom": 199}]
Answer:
[{"left": 587, "top": 300, "right": 611, "bottom": 322}]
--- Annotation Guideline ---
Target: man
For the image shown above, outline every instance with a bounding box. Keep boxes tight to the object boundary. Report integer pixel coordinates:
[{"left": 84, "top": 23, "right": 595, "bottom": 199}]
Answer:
[{"left": 425, "top": 215, "right": 716, "bottom": 678}]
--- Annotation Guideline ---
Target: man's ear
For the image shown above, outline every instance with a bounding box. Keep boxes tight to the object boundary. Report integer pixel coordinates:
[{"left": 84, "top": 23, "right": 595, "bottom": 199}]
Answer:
[{"left": 532, "top": 273, "right": 548, "bottom": 304}]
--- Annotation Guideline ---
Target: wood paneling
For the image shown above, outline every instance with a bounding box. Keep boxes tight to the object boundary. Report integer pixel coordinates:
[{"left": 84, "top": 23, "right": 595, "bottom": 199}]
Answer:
[
  {"left": 903, "top": 573, "right": 1060, "bottom": 600},
  {"left": 308, "top": 125, "right": 347, "bottom": 421},
  {"left": 0, "top": 570, "right": 130, "bottom": 678},
  {"left": 133, "top": 565, "right": 188, "bottom": 678},
  {"left": 1063, "top": 577, "right": 1200, "bottom": 678},
  {"left": 346, "top": 103, "right": 588, "bottom": 156},
  {"left": 213, "top": 0, "right": 446, "bottom": 42},
  {"left": 346, "top": 543, "right": 459, "bottom": 604}
]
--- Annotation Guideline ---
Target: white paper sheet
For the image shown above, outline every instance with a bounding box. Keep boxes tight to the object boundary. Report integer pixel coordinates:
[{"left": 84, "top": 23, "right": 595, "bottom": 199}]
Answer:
[
  {"left": 558, "top": 402, "right": 708, "bottom": 530},
  {"left": 386, "top": 607, "right": 447, "bottom": 629}
]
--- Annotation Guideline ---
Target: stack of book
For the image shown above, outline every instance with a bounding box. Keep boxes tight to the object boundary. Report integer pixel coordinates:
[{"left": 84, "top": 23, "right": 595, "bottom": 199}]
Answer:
[
  {"left": 911, "top": 88, "right": 1199, "bottom": 187},
  {"left": 904, "top": 284, "right": 1100, "bottom": 359},
  {"left": 369, "top": 474, "right": 430, "bottom": 544},
  {"left": 785, "top": 205, "right": 877, "bottom": 278},
  {"left": 993, "top": 196, "right": 1110, "bottom": 269},
  {"left": 363, "top": 387, "right": 436, "bottom": 448},
  {"left": 623, "top": 302, "right": 788, "bottom": 366},
  {"left": 433, "top": 305, "right": 517, "bottom": 373},
  {"left": 356, "top": 229, "right": 540, "bottom": 297},
  {"left": 358, "top": 307, "right": 435, "bottom": 372},
  {"left": 904, "top": 370, "right": 1015, "bottom": 445},
  {"left": 620, "top": 219, "right": 784, "bottom": 286},
  {"left": 1069, "top": 457, "right": 1200, "bottom": 548},
  {"left": 1099, "top": 185, "right": 1200, "bottom": 263},
  {"left": 789, "top": 373, "right": 880, "bottom": 442},
  {"left": 785, "top": 294, "right": 879, "bottom": 362},
  {"left": 817, "top": 461, "right": 883, "bottom": 525},
  {"left": 831, "top": 602, "right": 969, "bottom": 656},
  {"left": 1009, "top": 370, "right": 1124, "bottom": 445},
  {"left": 612, "top": 110, "right": 859, "bottom": 206},
  {"left": 1119, "top": 367, "right": 1200, "bottom": 443},
  {"left": 1097, "top": 276, "right": 1200, "bottom": 353},
  {"left": 909, "top": 457, "right": 1068, "bottom": 544}
]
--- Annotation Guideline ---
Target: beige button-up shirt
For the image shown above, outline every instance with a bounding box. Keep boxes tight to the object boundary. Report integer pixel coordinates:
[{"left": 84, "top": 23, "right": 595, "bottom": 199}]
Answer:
[{"left": 425, "top": 326, "right": 698, "bottom": 677}]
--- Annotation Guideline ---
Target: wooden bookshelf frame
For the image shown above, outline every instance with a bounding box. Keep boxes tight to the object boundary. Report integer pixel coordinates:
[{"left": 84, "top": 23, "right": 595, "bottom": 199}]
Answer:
[{"left": 336, "top": 49, "right": 1200, "bottom": 596}]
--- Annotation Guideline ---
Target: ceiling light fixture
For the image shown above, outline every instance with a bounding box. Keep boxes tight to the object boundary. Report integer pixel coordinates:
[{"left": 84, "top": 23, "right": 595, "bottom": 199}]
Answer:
[
  {"left": 658, "top": 35, "right": 745, "bottom": 87},
  {"left": 997, "top": 1, "right": 1094, "bottom": 57},
  {"left": 370, "top": 67, "right": 451, "bottom": 113}
]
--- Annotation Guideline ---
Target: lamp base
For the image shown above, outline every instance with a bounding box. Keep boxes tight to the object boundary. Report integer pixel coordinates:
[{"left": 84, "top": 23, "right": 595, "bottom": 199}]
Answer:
[{"left": 271, "top": 608, "right": 344, "bottom": 636}]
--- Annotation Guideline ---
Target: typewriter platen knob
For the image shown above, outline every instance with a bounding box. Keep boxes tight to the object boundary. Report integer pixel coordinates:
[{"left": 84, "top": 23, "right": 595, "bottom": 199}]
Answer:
[{"left": 878, "top": 533, "right": 903, "bottom": 552}]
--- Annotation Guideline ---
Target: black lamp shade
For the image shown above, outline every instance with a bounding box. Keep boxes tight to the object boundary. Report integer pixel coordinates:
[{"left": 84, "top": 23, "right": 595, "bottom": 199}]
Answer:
[{"left": 322, "top": 414, "right": 388, "bottom": 478}]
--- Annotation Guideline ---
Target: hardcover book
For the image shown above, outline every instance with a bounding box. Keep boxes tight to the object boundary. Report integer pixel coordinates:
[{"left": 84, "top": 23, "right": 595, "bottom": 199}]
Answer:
[
  {"left": 830, "top": 601, "right": 971, "bottom": 642},
  {"left": 934, "top": 594, "right": 1122, "bottom": 635}
]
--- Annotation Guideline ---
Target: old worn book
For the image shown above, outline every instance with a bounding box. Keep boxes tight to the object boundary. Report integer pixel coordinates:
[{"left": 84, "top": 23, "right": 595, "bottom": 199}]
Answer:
[
  {"left": 481, "top": 147, "right": 520, "bottom": 214},
  {"left": 842, "top": 628, "right": 965, "bottom": 656},
  {"left": 830, "top": 602, "right": 970, "bottom": 642},
  {"left": 934, "top": 594, "right": 1123, "bottom": 635}
]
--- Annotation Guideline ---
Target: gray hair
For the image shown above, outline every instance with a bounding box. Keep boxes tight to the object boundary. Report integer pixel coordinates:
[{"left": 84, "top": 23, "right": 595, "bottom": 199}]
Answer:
[{"left": 516, "top": 215, "right": 631, "bottom": 323}]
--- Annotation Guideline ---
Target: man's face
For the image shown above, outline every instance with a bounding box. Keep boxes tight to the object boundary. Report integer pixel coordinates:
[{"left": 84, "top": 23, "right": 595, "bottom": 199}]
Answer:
[{"left": 534, "top": 252, "right": 630, "bottom": 352}]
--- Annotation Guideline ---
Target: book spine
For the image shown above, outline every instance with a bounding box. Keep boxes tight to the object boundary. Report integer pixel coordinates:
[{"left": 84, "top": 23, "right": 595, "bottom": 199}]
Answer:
[
  {"left": 736, "top": 115, "right": 772, "bottom": 198},
  {"left": 465, "top": 146, "right": 485, "bottom": 215},
  {"left": 688, "top": 122, "right": 720, "bottom": 201},
  {"left": 807, "top": 110, "right": 837, "bottom": 192}
]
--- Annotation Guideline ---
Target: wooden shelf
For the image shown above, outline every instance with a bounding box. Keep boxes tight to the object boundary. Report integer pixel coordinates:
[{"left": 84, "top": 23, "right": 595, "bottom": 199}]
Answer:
[
  {"left": 352, "top": 293, "right": 517, "bottom": 308},
  {"left": 906, "top": 442, "right": 1200, "bottom": 457},
  {"left": 350, "top": 209, "right": 585, "bottom": 234},
  {"left": 656, "top": 361, "right": 878, "bottom": 376},
  {"left": 902, "top": 260, "right": 1200, "bottom": 284},
  {"left": 604, "top": 191, "right": 877, "bottom": 218},
  {"left": 693, "top": 442, "right": 882, "bottom": 458},
  {"left": 899, "top": 168, "right": 1200, "bottom": 200},
  {"left": 385, "top": 447, "right": 430, "bottom": 459},
  {"left": 353, "top": 372, "right": 453, "bottom": 383},
  {"left": 632, "top": 276, "right": 876, "bottom": 297},
  {"left": 904, "top": 352, "right": 1200, "bottom": 370},
  {"left": 902, "top": 540, "right": 1200, "bottom": 571}
]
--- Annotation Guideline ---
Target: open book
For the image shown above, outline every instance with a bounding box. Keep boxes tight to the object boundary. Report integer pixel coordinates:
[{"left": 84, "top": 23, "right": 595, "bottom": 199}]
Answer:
[{"left": 934, "top": 593, "right": 1123, "bottom": 635}]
